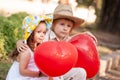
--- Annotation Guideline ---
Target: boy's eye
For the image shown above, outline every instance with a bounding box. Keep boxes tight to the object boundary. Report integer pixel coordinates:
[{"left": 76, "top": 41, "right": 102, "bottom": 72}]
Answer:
[
  {"left": 67, "top": 25, "right": 70, "bottom": 27},
  {"left": 60, "top": 23, "right": 65, "bottom": 25}
]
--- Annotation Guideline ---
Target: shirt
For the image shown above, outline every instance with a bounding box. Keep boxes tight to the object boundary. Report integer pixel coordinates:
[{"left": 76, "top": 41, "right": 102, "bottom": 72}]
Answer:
[{"left": 43, "top": 29, "right": 71, "bottom": 42}]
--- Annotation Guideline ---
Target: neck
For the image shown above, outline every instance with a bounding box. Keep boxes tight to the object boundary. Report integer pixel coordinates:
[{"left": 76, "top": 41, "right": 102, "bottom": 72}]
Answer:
[
  {"left": 34, "top": 43, "right": 40, "bottom": 50},
  {"left": 56, "top": 37, "right": 63, "bottom": 41},
  {"left": 56, "top": 36, "right": 68, "bottom": 41}
]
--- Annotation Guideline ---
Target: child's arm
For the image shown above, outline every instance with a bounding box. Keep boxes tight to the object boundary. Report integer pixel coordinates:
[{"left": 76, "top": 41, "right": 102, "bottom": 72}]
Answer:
[
  {"left": 82, "top": 31, "right": 97, "bottom": 45},
  {"left": 70, "top": 31, "right": 97, "bottom": 46},
  {"left": 19, "top": 48, "right": 40, "bottom": 77},
  {"left": 49, "top": 77, "right": 54, "bottom": 80},
  {"left": 16, "top": 40, "right": 28, "bottom": 52}
]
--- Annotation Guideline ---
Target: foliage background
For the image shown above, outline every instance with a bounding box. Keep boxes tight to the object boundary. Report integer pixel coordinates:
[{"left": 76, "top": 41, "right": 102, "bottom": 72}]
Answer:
[{"left": 0, "top": 12, "right": 28, "bottom": 60}]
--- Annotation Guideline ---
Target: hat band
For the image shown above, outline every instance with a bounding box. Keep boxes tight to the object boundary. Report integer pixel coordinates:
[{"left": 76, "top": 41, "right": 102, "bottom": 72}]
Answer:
[{"left": 54, "top": 10, "right": 73, "bottom": 16}]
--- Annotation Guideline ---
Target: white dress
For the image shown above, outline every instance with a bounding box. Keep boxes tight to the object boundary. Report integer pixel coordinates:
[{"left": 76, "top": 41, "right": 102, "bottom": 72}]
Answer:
[{"left": 6, "top": 49, "right": 48, "bottom": 80}]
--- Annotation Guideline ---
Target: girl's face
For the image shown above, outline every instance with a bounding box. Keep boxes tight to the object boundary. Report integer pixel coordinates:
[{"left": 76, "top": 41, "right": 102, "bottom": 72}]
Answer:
[
  {"left": 34, "top": 22, "right": 47, "bottom": 44},
  {"left": 53, "top": 19, "right": 74, "bottom": 40}
]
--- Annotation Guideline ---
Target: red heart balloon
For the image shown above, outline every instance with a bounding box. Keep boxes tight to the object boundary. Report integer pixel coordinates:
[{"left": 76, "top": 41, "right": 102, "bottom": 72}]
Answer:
[
  {"left": 69, "top": 34, "right": 100, "bottom": 78},
  {"left": 34, "top": 41, "right": 78, "bottom": 77}
]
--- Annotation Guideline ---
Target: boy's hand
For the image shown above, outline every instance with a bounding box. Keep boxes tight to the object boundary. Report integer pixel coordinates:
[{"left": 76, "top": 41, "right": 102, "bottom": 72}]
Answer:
[
  {"left": 16, "top": 40, "right": 28, "bottom": 52},
  {"left": 49, "top": 77, "right": 53, "bottom": 80},
  {"left": 83, "top": 31, "right": 97, "bottom": 45}
]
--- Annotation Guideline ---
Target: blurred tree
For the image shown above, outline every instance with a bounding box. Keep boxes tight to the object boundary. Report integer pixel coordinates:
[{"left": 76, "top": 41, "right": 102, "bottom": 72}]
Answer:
[
  {"left": 58, "top": 0, "right": 69, "bottom": 4},
  {"left": 76, "top": 0, "right": 94, "bottom": 7},
  {"left": 98, "top": 0, "right": 120, "bottom": 35}
]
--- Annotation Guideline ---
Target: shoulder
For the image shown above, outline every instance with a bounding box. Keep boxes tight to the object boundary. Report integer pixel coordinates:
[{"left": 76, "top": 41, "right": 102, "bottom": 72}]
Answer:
[
  {"left": 19, "top": 47, "right": 31, "bottom": 59},
  {"left": 44, "top": 29, "right": 56, "bottom": 41}
]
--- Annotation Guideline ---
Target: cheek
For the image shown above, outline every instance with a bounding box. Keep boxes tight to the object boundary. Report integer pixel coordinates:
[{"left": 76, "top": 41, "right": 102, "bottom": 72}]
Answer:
[
  {"left": 68, "top": 28, "right": 72, "bottom": 33},
  {"left": 67, "top": 27, "right": 71, "bottom": 31},
  {"left": 34, "top": 34, "right": 39, "bottom": 41},
  {"left": 54, "top": 27, "right": 61, "bottom": 33}
]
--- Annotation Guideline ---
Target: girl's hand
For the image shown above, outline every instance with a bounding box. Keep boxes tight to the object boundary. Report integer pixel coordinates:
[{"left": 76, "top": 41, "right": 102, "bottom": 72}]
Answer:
[
  {"left": 49, "top": 77, "right": 54, "bottom": 80},
  {"left": 16, "top": 40, "right": 28, "bottom": 52}
]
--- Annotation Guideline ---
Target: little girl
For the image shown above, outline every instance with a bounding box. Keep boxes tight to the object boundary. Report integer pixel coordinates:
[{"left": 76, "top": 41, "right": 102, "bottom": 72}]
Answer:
[{"left": 6, "top": 15, "right": 53, "bottom": 80}]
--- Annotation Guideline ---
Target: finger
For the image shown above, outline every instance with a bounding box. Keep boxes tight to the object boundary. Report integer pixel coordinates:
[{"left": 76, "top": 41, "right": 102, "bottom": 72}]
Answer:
[
  {"left": 23, "top": 44, "right": 29, "bottom": 48},
  {"left": 17, "top": 47, "right": 22, "bottom": 53},
  {"left": 20, "top": 47, "right": 30, "bottom": 54},
  {"left": 17, "top": 44, "right": 29, "bottom": 53},
  {"left": 19, "top": 46, "right": 28, "bottom": 52}
]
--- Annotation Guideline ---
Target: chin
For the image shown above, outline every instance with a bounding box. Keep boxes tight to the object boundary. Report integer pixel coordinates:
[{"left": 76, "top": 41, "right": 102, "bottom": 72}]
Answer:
[{"left": 36, "top": 41, "right": 41, "bottom": 44}]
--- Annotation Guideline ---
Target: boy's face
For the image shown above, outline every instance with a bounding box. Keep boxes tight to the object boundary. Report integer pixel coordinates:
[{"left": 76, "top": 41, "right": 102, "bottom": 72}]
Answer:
[
  {"left": 53, "top": 19, "right": 74, "bottom": 40},
  {"left": 34, "top": 22, "right": 47, "bottom": 44}
]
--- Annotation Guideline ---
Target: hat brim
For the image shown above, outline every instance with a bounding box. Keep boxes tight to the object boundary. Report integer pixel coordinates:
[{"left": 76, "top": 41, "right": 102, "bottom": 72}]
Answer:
[{"left": 53, "top": 14, "right": 84, "bottom": 28}]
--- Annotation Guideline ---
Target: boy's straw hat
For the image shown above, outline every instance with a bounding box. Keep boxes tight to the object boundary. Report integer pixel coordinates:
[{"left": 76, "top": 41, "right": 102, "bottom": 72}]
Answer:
[{"left": 53, "top": 4, "right": 84, "bottom": 28}]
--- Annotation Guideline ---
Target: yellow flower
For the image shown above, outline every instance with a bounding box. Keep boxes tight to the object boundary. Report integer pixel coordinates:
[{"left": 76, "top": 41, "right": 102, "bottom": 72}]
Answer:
[
  {"left": 30, "top": 25, "right": 36, "bottom": 31},
  {"left": 24, "top": 32, "right": 30, "bottom": 40}
]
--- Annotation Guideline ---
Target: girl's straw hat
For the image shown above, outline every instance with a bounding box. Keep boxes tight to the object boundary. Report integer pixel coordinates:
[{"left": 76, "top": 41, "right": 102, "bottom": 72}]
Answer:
[{"left": 53, "top": 4, "right": 84, "bottom": 28}]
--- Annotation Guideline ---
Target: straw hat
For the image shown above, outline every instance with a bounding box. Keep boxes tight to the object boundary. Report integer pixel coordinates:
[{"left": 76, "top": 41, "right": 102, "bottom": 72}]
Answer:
[{"left": 53, "top": 4, "right": 84, "bottom": 28}]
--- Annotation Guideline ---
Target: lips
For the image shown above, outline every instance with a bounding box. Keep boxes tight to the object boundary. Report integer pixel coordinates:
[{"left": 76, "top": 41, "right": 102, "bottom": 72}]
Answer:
[
  {"left": 38, "top": 38, "right": 43, "bottom": 41},
  {"left": 37, "top": 38, "right": 43, "bottom": 42},
  {"left": 61, "top": 32, "right": 67, "bottom": 35}
]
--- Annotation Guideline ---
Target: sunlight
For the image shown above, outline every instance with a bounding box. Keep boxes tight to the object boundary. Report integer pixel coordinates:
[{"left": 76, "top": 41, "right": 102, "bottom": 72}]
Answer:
[
  {"left": 0, "top": 0, "right": 96, "bottom": 24},
  {"left": 74, "top": 6, "right": 96, "bottom": 24}
]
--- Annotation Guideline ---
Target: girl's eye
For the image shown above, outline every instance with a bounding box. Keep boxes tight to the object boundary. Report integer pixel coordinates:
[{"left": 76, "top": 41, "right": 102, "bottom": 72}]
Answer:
[
  {"left": 43, "top": 31, "right": 46, "bottom": 34},
  {"left": 37, "top": 31, "right": 41, "bottom": 33},
  {"left": 37, "top": 31, "right": 46, "bottom": 34}
]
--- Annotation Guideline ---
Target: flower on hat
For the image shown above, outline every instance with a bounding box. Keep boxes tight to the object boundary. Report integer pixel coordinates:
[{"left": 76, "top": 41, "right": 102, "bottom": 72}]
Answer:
[{"left": 22, "top": 14, "right": 53, "bottom": 44}]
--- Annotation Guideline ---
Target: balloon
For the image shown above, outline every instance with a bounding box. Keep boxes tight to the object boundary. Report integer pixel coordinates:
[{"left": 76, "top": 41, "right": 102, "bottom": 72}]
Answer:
[
  {"left": 69, "top": 34, "right": 100, "bottom": 78},
  {"left": 34, "top": 41, "right": 78, "bottom": 77}
]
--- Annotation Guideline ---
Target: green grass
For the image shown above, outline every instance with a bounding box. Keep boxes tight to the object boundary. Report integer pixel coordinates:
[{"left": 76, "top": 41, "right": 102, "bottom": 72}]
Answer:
[
  {"left": 0, "top": 12, "right": 28, "bottom": 80},
  {"left": 0, "top": 12, "right": 28, "bottom": 58},
  {"left": 0, "top": 61, "right": 12, "bottom": 80}
]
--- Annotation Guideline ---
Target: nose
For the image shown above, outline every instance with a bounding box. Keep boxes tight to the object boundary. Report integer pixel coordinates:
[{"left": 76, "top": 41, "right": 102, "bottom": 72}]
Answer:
[
  {"left": 40, "top": 33, "right": 45, "bottom": 38},
  {"left": 63, "top": 25, "right": 68, "bottom": 31}
]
